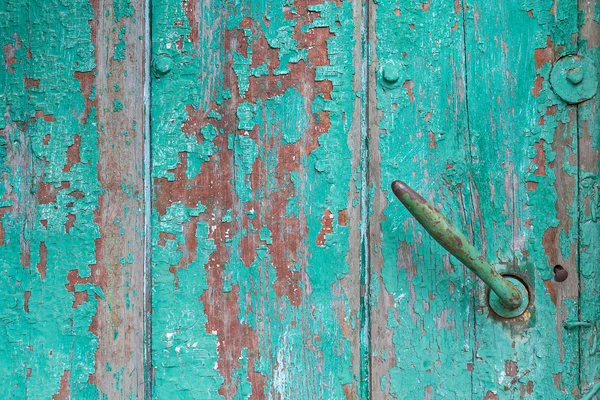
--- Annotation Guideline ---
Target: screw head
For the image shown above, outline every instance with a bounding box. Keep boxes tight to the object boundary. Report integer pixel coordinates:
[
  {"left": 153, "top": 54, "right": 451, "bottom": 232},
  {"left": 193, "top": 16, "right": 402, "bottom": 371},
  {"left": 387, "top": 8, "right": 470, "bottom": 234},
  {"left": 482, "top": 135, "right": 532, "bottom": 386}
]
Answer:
[
  {"left": 382, "top": 65, "right": 400, "bottom": 84},
  {"left": 566, "top": 68, "right": 584, "bottom": 85},
  {"left": 153, "top": 56, "right": 173, "bottom": 76}
]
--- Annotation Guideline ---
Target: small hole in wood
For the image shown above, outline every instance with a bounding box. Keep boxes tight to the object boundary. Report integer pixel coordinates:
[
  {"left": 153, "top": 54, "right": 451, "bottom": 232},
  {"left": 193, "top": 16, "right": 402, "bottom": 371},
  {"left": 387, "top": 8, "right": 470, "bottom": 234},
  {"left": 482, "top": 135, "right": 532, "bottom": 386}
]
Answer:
[{"left": 553, "top": 265, "right": 568, "bottom": 282}]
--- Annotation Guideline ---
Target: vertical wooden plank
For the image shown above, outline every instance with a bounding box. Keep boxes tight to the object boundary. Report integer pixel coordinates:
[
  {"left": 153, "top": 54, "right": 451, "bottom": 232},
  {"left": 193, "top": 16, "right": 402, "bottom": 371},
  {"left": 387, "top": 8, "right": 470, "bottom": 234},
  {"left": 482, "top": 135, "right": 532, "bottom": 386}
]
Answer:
[
  {"left": 463, "top": 0, "right": 582, "bottom": 397},
  {"left": 369, "top": 1, "right": 474, "bottom": 397},
  {"left": 0, "top": 0, "right": 145, "bottom": 398},
  {"left": 92, "top": 0, "right": 147, "bottom": 396},
  {"left": 578, "top": 0, "right": 599, "bottom": 394},
  {"left": 150, "top": 0, "right": 364, "bottom": 397}
]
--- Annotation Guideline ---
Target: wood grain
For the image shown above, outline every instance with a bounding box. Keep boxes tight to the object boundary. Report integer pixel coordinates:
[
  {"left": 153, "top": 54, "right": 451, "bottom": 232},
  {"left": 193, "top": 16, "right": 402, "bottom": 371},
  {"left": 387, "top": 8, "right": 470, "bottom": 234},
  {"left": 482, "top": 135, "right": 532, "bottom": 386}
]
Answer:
[
  {"left": 578, "top": 0, "right": 599, "bottom": 395},
  {"left": 369, "top": 1, "right": 474, "bottom": 398},
  {"left": 150, "top": 1, "right": 365, "bottom": 397},
  {"left": 0, "top": 0, "right": 145, "bottom": 398},
  {"left": 464, "top": 0, "right": 581, "bottom": 397},
  {"left": 0, "top": 1, "right": 597, "bottom": 398}
]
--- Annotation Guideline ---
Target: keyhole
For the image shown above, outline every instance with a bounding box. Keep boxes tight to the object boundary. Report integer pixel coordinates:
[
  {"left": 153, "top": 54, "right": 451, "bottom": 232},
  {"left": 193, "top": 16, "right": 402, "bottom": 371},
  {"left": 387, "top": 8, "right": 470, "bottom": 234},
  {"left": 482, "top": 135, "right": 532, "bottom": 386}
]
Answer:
[{"left": 553, "top": 265, "right": 568, "bottom": 282}]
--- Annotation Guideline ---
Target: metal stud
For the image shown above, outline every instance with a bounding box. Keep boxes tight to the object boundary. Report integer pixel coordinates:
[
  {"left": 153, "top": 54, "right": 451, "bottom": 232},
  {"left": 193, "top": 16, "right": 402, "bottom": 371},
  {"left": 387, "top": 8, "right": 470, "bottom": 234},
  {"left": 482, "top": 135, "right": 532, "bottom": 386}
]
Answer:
[{"left": 550, "top": 55, "right": 597, "bottom": 104}]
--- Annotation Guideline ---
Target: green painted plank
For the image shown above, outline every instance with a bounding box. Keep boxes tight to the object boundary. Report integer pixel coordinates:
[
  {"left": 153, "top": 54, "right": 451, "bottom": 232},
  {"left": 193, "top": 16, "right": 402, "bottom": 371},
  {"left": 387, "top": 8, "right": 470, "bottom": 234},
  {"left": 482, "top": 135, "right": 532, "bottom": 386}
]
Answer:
[
  {"left": 369, "top": 1, "right": 475, "bottom": 397},
  {"left": 150, "top": 1, "right": 365, "bottom": 398},
  {"left": 0, "top": 0, "right": 145, "bottom": 397},
  {"left": 578, "top": 0, "right": 600, "bottom": 395},
  {"left": 462, "top": 0, "right": 582, "bottom": 397}
]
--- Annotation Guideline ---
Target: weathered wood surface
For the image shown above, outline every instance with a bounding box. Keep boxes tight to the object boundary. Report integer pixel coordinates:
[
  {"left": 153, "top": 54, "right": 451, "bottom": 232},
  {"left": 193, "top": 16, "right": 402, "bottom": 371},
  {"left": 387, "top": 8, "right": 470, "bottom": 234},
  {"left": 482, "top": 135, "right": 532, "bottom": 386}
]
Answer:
[
  {"left": 369, "top": 0, "right": 474, "bottom": 398},
  {"left": 150, "top": 1, "right": 365, "bottom": 398},
  {"left": 0, "top": 0, "right": 598, "bottom": 398},
  {"left": 0, "top": 0, "right": 145, "bottom": 398},
  {"left": 464, "top": 0, "right": 581, "bottom": 397},
  {"left": 579, "top": 0, "right": 599, "bottom": 395},
  {"left": 370, "top": 0, "right": 598, "bottom": 398}
]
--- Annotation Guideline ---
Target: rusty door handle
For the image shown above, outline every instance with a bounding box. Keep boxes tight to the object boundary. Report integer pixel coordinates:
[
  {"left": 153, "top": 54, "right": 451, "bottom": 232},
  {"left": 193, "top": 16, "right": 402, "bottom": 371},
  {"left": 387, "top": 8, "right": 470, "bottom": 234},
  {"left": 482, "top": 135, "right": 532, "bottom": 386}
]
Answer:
[{"left": 391, "top": 181, "right": 528, "bottom": 316}]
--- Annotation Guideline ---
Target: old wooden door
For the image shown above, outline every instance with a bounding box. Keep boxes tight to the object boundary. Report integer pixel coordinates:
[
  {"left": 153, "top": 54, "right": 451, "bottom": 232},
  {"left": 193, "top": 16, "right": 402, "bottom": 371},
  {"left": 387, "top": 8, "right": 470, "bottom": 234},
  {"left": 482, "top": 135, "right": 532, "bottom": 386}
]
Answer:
[{"left": 1, "top": 0, "right": 598, "bottom": 399}]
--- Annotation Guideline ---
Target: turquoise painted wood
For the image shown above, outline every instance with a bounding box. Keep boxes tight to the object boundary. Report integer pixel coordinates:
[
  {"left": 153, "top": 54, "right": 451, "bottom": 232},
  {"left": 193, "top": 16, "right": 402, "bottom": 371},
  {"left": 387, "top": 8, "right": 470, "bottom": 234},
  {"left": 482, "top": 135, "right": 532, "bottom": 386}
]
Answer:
[
  {"left": 371, "top": 0, "right": 599, "bottom": 398},
  {"left": 0, "top": 0, "right": 145, "bottom": 398},
  {"left": 149, "top": 1, "right": 365, "bottom": 398},
  {"left": 0, "top": 0, "right": 598, "bottom": 399}
]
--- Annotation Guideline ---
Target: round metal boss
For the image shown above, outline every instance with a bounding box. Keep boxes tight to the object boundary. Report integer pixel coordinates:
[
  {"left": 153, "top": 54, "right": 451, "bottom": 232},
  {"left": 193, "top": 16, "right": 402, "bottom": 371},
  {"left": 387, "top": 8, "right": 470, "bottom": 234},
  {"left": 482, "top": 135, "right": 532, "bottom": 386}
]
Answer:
[
  {"left": 488, "top": 276, "right": 530, "bottom": 319},
  {"left": 550, "top": 55, "right": 597, "bottom": 104}
]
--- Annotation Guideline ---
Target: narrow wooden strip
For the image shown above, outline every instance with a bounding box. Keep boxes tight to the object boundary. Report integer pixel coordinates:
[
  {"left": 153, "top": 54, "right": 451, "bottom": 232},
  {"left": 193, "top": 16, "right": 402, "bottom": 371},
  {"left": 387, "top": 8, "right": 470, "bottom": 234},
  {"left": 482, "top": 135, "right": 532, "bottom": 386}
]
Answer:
[{"left": 578, "top": 0, "right": 600, "bottom": 393}]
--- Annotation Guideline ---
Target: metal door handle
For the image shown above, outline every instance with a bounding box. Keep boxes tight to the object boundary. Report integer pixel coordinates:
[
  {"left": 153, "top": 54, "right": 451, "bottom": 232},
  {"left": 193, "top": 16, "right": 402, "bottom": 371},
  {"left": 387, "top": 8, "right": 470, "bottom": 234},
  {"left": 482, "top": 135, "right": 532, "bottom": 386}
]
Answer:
[{"left": 391, "top": 181, "right": 528, "bottom": 315}]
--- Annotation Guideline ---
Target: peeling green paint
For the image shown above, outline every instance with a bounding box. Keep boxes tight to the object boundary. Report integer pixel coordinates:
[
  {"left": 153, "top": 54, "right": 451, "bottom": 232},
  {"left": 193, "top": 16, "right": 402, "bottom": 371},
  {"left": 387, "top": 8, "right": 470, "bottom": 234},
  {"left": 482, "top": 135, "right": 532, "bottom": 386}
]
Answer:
[
  {"left": 2, "top": 0, "right": 597, "bottom": 397},
  {"left": 371, "top": 0, "right": 597, "bottom": 398},
  {"left": 464, "top": 0, "right": 582, "bottom": 397},
  {"left": 0, "top": 0, "right": 103, "bottom": 397},
  {"left": 371, "top": 0, "right": 475, "bottom": 397},
  {"left": 151, "top": 0, "right": 361, "bottom": 397}
]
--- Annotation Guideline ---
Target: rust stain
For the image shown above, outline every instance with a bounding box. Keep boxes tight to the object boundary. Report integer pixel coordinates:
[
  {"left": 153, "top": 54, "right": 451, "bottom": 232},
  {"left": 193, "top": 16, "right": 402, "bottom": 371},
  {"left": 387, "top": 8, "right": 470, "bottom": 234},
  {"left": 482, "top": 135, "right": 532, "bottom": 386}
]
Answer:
[
  {"left": 546, "top": 105, "right": 557, "bottom": 116},
  {"left": 428, "top": 131, "right": 437, "bottom": 149},
  {"left": 20, "top": 240, "right": 30, "bottom": 267},
  {"left": 402, "top": 80, "right": 414, "bottom": 102},
  {"left": 483, "top": 390, "right": 499, "bottom": 400},
  {"left": 183, "top": 0, "right": 199, "bottom": 44},
  {"left": 201, "top": 284, "right": 266, "bottom": 398},
  {"left": 23, "top": 291, "right": 31, "bottom": 312},
  {"left": 38, "top": 180, "right": 70, "bottom": 206},
  {"left": 37, "top": 241, "right": 47, "bottom": 279},
  {"left": 520, "top": 381, "right": 534, "bottom": 396},
  {"left": 454, "top": 0, "right": 461, "bottom": 13},
  {"left": 72, "top": 291, "right": 89, "bottom": 309},
  {"left": 534, "top": 36, "right": 555, "bottom": 69},
  {"left": 73, "top": 71, "right": 97, "bottom": 123},
  {"left": 505, "top": 359, "right": 518, "bottom": 376},
  {"left": 35, "top": 111, "right": 56, "bottom": 122},
  {"left": 543, "top": 279, "right": 558, "bottom": 306},
  {"left": 63, "top": 135, "right": 81, "bottom": 172},
  {"left": 158, "top": 231, "right": 177, "bottom": 246},
  {"left": 338, "top": 209, "right": 348, "bottom": 226},
  {"left": 65, "top": 269, "right": 94, "bottom": 293},
  {"left": 343, "top": 383, "right": 356, "bottom": 399},
  {"left": 532, "top": 74, "right": 543, "bottom": 97},
  {"left": 24, "top": 76, "right": 40, "bottom": 89},
  {"left": 52, "top": 369, "right": 71, "bottom": 400},
  {"left": 550, "top": 119, "right": 576, "bottom": 235},
  {"left": 2, "top": 41, "right": 18, "bottom": 72},
  {"left": 526, "top": 181, "right": 538, "bottom": 191},
  {"left": 532, "top": 139, "right": 546, "bottom": 176},
  {"left": 169, "top": 214, "right": 201, "bottom": 290},
  {"left": 552, "top": 372, "right": 562, "bottom": 390},
  {"left": 65, "top": 213, "right": 76, "bottom": 232},
  {"left": 316, "top": 209, "right": 334, "bottom": 246}
]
